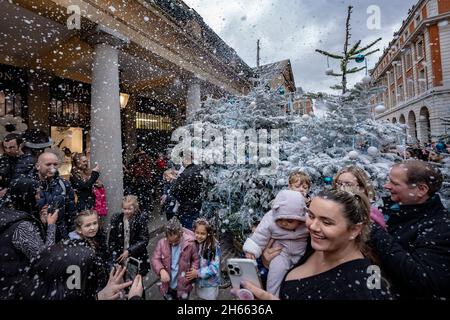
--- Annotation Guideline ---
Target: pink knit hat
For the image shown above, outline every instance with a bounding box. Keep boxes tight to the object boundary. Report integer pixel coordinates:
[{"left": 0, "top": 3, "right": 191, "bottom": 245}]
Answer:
[{"left": 272, "top": 190, "right": 307, "bottom": 222}]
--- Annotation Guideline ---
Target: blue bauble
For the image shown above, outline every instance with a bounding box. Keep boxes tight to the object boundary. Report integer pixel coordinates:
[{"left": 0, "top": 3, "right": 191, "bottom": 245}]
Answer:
[
  {"left": 324, "top": 176, "right": 333, "bottom": 184},
  {"left": 278, "top": 87, "right": 285, "bottom": 95},
  {"left": 355, "top": 54, "right": 365, "bottom": 63},
  {"left": 436, "top": 142, "right": 446, "bottom": 152}
]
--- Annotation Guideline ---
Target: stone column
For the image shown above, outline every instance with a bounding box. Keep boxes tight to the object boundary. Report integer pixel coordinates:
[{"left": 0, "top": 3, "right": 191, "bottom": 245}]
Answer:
[
  {"left": 122, "top": 95, "right": 137, "bottom": 164},
  {"left": 86, "top": 26, "right": 129, "bottom": 220},
  {"left": 186, "top": 78, "right": 201, "bottom": 120},
  {"left": 386, "top": 71, "right": 392, "bottom": 109}
]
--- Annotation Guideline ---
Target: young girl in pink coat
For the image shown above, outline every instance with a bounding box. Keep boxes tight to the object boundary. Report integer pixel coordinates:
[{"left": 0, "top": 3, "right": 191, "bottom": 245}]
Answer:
[{"left": 151, "top": 217, "right": 199, "bottom": 300}]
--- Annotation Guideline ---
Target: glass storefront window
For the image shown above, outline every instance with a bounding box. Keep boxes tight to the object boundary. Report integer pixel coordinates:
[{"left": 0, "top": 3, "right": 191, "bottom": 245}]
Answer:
[{"left": 0, "top": 92, "right": 25, "bottom": 117}]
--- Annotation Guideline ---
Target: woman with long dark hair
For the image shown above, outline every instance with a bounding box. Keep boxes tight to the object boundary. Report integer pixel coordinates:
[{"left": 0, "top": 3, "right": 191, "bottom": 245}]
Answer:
[
  {"left": 70, "top": 153, "right": 101, "bottom": 212},
  {"left": 237, "top": 190, "right": 393, "bottom": 300}
]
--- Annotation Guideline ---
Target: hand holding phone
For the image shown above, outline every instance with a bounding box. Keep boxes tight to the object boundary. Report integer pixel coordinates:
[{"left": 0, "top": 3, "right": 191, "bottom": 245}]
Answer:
[
  {"left": 125, "top": 257, "right": 141, "bottom": 282},
  {"left": 117, "top": 250, "right": 129, "bottom": 264},
  {"left": 227, "top": 258, "right": 263, "bottom": 291},
  {"left": 47, "top": 209, "right": 59, "bottom": 225}
]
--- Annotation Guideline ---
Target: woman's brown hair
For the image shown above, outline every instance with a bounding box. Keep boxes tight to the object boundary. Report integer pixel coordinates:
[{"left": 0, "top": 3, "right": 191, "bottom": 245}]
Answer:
[{"left": 332, "top": 166, "right": 376, "bottom": 201}]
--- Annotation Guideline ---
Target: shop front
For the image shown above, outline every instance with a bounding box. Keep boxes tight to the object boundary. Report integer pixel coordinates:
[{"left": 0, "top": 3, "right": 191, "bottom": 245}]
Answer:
[
  {"left": 0, "top": 64, "right": 28, "bottom": 140},
  {"left": 49, "top": 78, "right": 91, "bottom": 176},
  {"left": 133, "top": 96, "right": 177, "bottom": 157}
]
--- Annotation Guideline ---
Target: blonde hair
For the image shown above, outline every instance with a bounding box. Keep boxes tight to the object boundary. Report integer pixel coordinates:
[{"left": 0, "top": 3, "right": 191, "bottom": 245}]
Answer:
[
  {"left": 163, "top": 169, "right": 177, "bottom": 180},
  {"left": 332, "top": 166, "right": 376, "bottom": 201},
  {"left": 122, "top": 195, "right": 139, "bottom": 212},
  {"left": 288, "top": 170, "right": 311, "bottom": 187}
]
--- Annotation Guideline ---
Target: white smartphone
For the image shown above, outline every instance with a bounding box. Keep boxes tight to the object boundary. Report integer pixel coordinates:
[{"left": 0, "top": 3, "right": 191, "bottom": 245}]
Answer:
[{"left": 226, "top": 258, "right": 263, "bottom": 290}]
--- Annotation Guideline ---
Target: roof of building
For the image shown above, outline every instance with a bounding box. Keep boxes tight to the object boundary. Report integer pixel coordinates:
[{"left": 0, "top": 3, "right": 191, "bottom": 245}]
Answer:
[
  {"left": 253, "top": 59, "right": 290, "bottom": 80},
  {"left": 253, "top": 59, "right": 296, "bottom": 91},
  {"left": 150, "top": 0, "right": 254, "bottom": 79}
]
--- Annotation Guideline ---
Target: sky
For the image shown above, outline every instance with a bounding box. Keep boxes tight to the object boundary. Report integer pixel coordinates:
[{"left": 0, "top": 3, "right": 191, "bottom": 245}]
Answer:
[{"left": 183, "top": 0, "right": 417, "bottom": 94}]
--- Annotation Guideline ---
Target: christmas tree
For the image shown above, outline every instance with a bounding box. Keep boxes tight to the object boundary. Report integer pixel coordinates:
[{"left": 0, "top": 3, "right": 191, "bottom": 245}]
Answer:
[{"left": 315, "top": 5, "right": 382, "bottom": 94}]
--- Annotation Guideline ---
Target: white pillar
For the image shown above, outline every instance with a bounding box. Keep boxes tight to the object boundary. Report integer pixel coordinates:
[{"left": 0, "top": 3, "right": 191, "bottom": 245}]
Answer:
[
  {"left": 186, "top": 79, "right": 201, "bottom": 120},
  {"left": 89, "top": 34, "right": 126, "bottom": 219}
]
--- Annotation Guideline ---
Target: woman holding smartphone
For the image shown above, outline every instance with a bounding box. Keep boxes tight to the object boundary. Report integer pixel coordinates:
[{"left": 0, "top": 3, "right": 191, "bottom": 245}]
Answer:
[{"left": 235, "top": 190, "right": 393, "bottom": 300}]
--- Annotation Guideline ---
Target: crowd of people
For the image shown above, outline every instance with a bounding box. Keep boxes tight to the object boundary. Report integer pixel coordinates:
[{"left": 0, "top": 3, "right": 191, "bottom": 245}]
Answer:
[
  {"left": 1, "top": 128, "right": 450, "bottom": 300},
  {"left": 389, "top": 141, "right": 450, "bottom": 164}
]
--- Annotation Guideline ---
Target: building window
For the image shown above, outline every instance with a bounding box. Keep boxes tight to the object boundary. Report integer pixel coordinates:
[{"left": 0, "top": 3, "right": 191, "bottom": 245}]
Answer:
[
  {"left": 135, "top": 112, "right": 172, "bottom": 131},
  {"left": 49, "top": 99, "right": 90, "bottom": 127},
  {"left": 407, "top": 78, "right": 414, "bottom": 99},
  {"left": 0, "top": 65, "right": 27, "bottom": 119},
  {"left": 49, "top": 79, "right": 91, "bottom": 127},
  {"left": 415, "top": 13, "right": 421, "bottom": 23},
  {"left": 405, "top": 50, "right": 412, "bottom": 70},
  {"left": 417, "top": 40, "right": 424, "bottom": 60},
  {"left": 388, "top": 71, "right": 395, "bottom": 83},
  {"left": 398, "top": 84, "right": 404, "bottom": 103},
  {"left": 0, "top": 91, "right": 24, "bottom": 117},
  {"left": 396, "top": 63, "right": 403, "bottom": 78},
  {"left": 418, "top": 69, "right": 427, "bottom": 94}
]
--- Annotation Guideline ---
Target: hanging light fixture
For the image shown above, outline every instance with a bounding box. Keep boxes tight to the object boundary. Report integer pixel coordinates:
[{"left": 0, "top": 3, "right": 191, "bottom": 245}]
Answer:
[{"left": 120, "top": 93, "right": 130, "bottom": 109}]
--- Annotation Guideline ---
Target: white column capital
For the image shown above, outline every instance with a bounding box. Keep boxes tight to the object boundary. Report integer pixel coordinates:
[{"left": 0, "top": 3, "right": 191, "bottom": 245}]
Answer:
[{"left": 85, "top": 24, "right": 129, "bottom": 49}]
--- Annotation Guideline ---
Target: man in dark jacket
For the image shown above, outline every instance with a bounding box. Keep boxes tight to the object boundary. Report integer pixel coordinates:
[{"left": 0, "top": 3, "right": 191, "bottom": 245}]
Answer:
[
  {"left": 30, "top": 152, "right": 76, "bottom": 242},
  {"left": 172, "top": 157, "right": 204, "bottom": 230},
  {"left": 14, "top": 129, "right": 52, "bottom": 179},
  {"left": 369, "top": 159, "right": 450, "bottom": 299},
  {"left": 0, "top": 133, "right": 23, "bottom": 199}
]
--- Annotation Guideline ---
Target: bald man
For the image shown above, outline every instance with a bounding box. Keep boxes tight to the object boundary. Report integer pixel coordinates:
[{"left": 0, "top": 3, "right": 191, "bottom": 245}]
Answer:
[{"left": 30, "top": 152, "right": 76, "bottom": 241}]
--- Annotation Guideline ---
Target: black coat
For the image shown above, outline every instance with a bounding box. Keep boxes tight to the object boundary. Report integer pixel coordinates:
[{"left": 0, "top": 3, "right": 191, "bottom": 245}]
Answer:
[
  {"left": 369, "top": 195, "right": 450, "bottom": 299},
  {"left": 172, "top": 164, "right": 204, "bottom": 215},
  {"left": 70, "top": 171, "right": 100, "bottom": 212},
  {"left": 108, "top": 211, "right": 150, "bottom": 275},
  {"left": 13, "top": 152, "right": 36, "bottom": 180},
  {"left": 71, "top": 232, "right": 109, "bottom": 291},
  {"left": 0, "top": 155, "right": 18, "bottom": 189},
  {"left": 161, "top": 180, "right": 177, "bottom": 220},
  {"left": 0, "top": 208, "right": 44, "bottom": 299},
  {"left": 30, "top": 170, "right": 77, "bottom": 241}
]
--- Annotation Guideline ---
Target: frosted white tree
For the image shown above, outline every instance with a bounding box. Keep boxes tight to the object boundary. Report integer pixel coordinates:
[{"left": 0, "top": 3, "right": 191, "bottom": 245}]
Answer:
[{"left": 171, "top": 78, "right": 426, "bottom": 242}]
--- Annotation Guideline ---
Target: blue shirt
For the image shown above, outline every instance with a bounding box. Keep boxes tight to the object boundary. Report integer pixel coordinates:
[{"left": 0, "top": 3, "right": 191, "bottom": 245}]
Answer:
[{"left": 170, "top": 243, "right": 181, "bottom": 289}]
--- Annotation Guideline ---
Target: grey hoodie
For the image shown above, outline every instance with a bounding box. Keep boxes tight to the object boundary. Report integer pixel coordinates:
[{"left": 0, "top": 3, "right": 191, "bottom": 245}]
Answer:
[{"left": 243, "top": 190, "right": 309, "bottom": 258}]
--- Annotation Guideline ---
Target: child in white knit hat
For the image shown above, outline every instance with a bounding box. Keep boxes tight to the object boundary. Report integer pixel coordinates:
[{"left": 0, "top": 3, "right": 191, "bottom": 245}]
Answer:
[{"left": 243, "top": 190, "right": 309, "bottom": 297}]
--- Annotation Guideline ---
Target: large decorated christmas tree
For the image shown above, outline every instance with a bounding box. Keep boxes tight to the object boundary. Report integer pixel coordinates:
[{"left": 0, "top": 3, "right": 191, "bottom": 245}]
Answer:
[
  {"left": 171, "top": 81, "right": 416, "bottom": 243},
  {"left": 171, "top": 5, "right": 449, "bottom": 244}
]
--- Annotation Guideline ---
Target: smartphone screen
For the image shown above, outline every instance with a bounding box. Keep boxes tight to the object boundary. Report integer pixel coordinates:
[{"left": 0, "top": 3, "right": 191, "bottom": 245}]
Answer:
[{"left": 125, "top": 257, "right": 141, "bottom": 282}]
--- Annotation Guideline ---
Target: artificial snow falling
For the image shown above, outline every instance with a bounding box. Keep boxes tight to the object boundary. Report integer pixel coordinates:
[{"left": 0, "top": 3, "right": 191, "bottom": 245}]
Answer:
[
  {"left": 179, "top": 79, "right": 448, "bottom": 241},
  {"left": 1, "top": 0, "right": 450, "bottom": 302}
]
